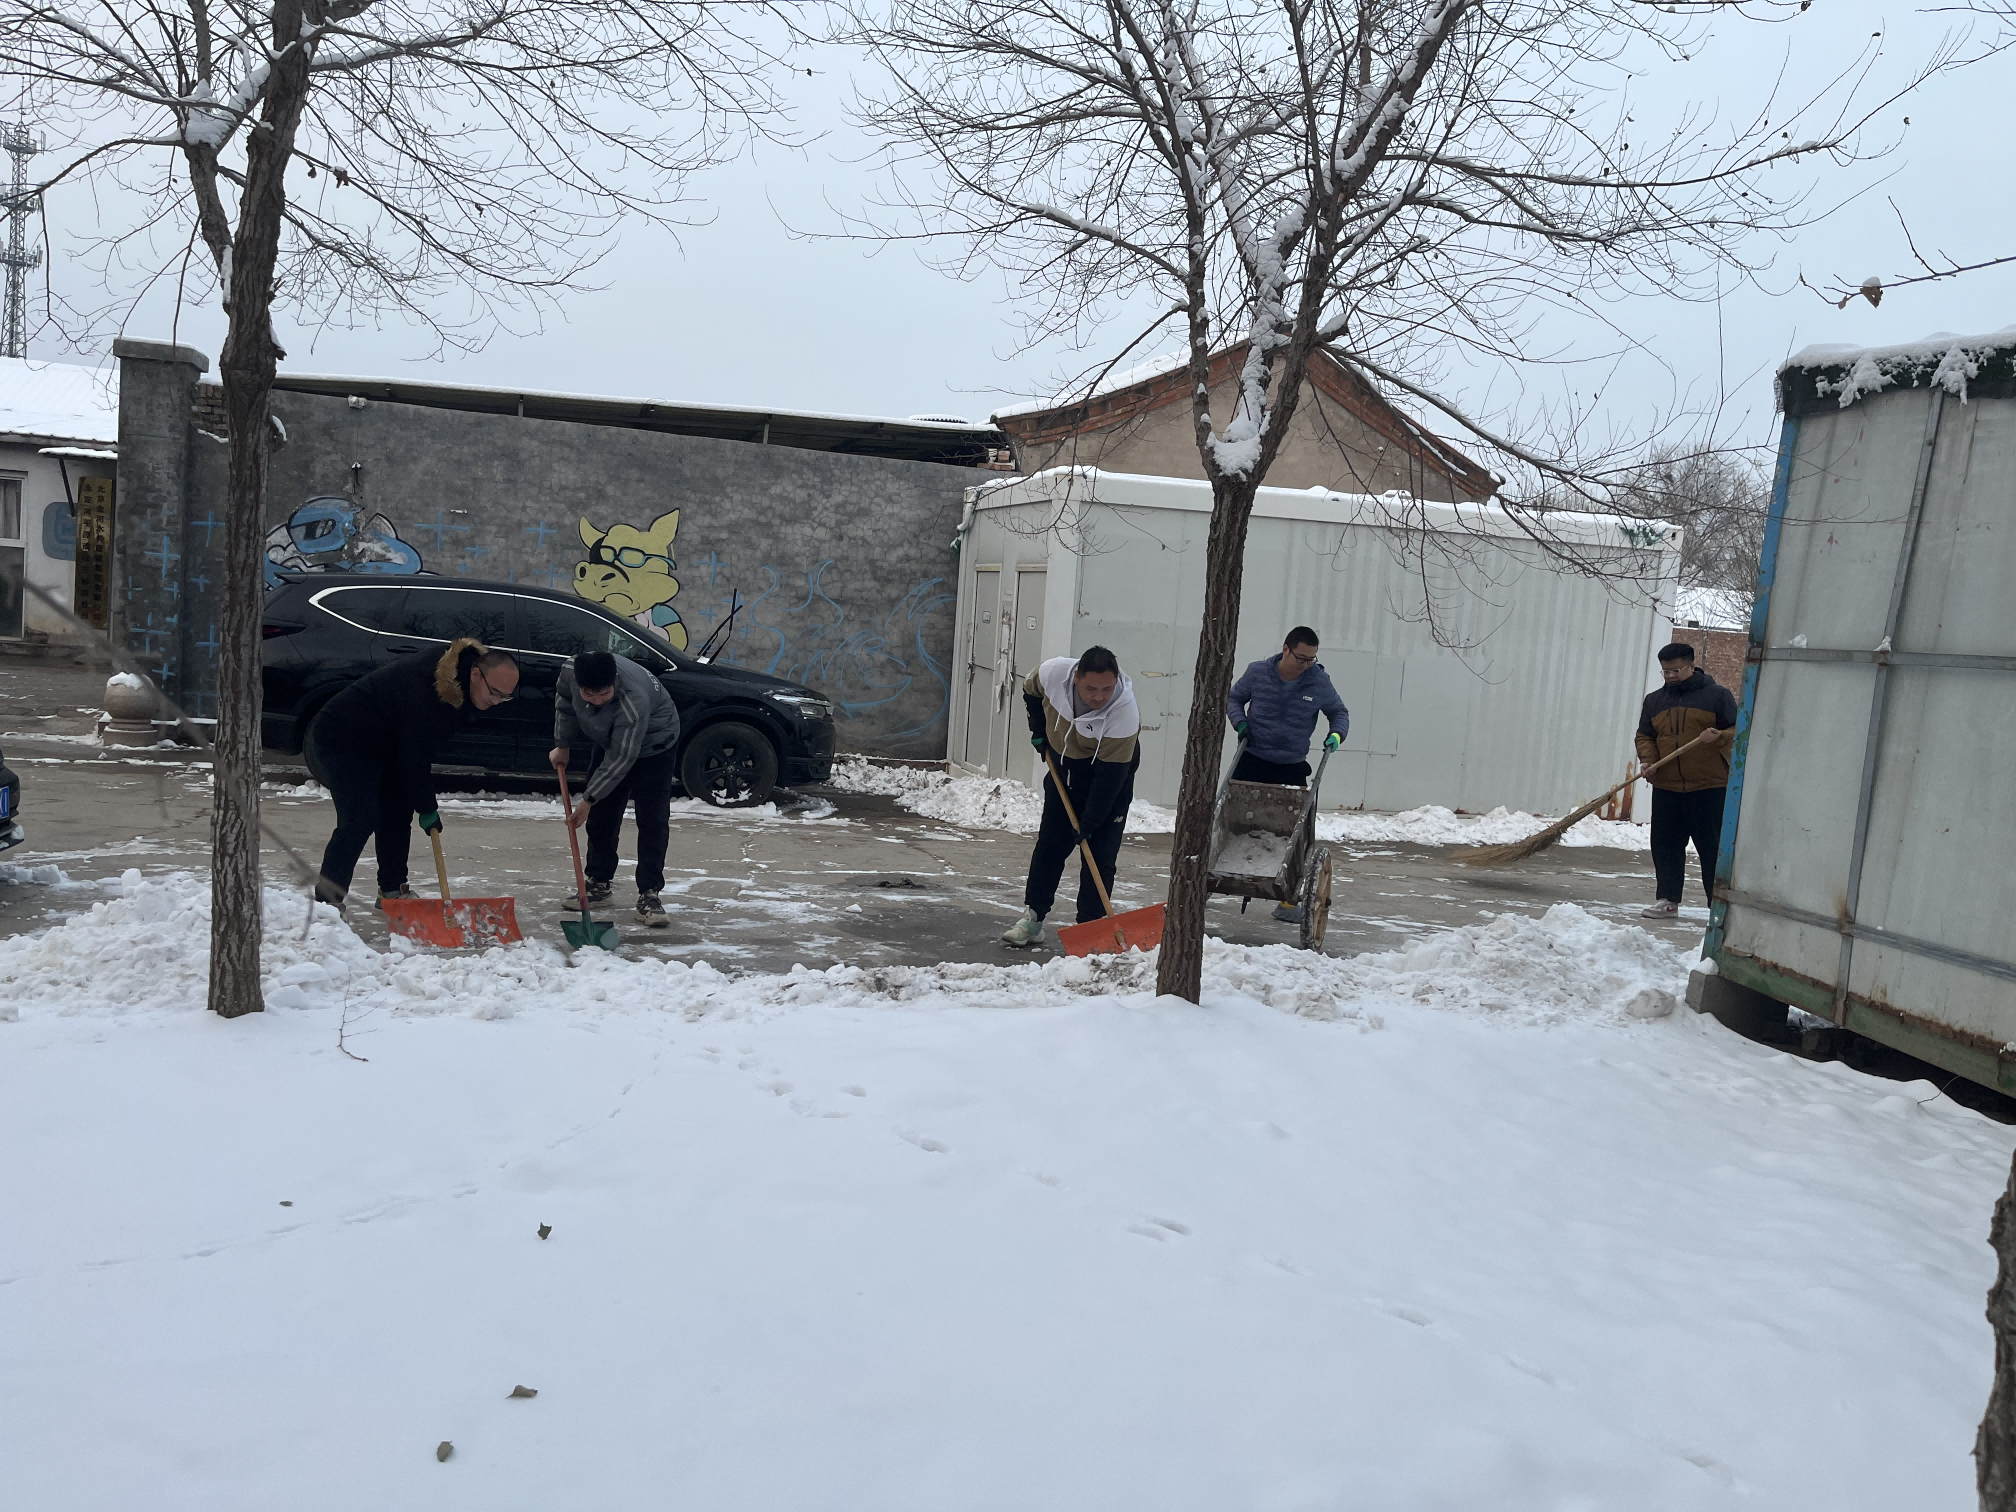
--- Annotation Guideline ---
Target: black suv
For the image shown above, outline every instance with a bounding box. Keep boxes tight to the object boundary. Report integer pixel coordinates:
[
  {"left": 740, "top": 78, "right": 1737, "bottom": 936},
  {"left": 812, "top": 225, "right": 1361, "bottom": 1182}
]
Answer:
[{"left": 261, "top": 574, "right": 835, "bottom": 805}]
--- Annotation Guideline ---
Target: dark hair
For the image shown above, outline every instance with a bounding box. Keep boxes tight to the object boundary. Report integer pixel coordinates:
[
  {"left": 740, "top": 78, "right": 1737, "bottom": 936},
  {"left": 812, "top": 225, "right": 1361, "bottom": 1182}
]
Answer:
[
  {"left": 475, "top": 648, "right": 518, "bottom": 676},
  {"left": 574, "top": 650, "right": 618, "bottom": 690},
  {"left": 1657, "top": 642, "right": 1697, "bottom": 664},
  {"left": 1284, "top": 626, "right": 1319, "bottom": 651},
  {"left": 1075, "top": 645, "right": 1120, "bottom": 677}
]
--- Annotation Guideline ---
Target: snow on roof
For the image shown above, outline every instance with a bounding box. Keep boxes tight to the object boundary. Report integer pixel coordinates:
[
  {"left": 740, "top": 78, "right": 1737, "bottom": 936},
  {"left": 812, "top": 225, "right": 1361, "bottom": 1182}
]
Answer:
[
  {"left": 968, "top": 466, "right": 1681, "bottom": 553},
  {"left": 1674, "top": 585, "right": 1751, "bottom": 630},
  {"left": 1781, "top": 327, "right": 2016, "bottom": 409},
  {"left": 0, "top": 357, "right": 119, "bottom": 445}
]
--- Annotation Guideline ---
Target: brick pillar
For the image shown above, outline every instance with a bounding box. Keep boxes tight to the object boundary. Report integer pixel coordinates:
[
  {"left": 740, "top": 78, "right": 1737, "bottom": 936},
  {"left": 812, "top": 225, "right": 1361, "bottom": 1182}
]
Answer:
[{"left": 111, "top": 339, "right": 209, "bottom": 710}]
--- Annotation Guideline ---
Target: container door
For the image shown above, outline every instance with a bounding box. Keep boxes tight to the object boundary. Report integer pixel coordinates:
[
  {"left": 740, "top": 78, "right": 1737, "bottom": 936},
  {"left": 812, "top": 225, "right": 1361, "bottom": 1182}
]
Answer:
[
  {"left": 0, "top": 475, "right": 21, "bottom": 639},
  {"left": 961, "top": 567, "right": 1000, "bottom": 770},
  {"left": 1006, "top": 569, "right": 1046, "bottom": 774}
]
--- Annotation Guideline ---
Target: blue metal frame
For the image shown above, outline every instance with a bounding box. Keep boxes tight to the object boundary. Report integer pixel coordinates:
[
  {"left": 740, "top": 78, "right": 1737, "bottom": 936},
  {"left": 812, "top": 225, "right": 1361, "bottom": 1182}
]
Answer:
[{"left": 1703, "top": 413, "right": 1799, "bottom": 961}]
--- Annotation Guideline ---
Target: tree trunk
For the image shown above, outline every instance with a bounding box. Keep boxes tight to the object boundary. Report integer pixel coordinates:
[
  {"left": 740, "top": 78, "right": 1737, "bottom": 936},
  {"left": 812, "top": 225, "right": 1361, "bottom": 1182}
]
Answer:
[
  {"left": 1979, "top": 1149, "right": 2016, "bottom": 1507},
  {"left": 205, "top": 2, "right": 313, "bottom": 1018},
  {"left": 1155, "top": 475, "right": 1261, "bottom": 1002}
]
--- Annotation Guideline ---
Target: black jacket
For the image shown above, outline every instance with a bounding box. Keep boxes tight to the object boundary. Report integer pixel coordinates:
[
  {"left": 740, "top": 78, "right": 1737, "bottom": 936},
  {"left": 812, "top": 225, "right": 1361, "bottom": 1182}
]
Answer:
[{"left": 313, "top": 638, "right": 490, "bottom": 816}]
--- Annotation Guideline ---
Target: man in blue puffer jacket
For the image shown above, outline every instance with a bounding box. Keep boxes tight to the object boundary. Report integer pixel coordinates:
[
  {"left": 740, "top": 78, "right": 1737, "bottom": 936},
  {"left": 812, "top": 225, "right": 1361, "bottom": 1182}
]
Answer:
[
  {"left": 1226, "top": 626, "right": 1350, "bottom": 785},
  {"left": 1226, "top": 627, "right": 1349, "bottom": 924}
]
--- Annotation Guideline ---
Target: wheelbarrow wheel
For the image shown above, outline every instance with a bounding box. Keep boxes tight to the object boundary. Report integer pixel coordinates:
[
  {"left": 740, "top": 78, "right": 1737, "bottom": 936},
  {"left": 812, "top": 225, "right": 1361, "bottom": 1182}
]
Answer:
[{"left": 1298, "top": 846, "right": 1332, "bottom": 953}]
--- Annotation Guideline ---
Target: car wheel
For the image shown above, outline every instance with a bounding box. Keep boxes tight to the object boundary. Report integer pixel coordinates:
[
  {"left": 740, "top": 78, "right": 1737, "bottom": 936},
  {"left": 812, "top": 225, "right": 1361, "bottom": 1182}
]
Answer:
[{"left": 680, "top": 721, "right": 778, "bottom": 808}]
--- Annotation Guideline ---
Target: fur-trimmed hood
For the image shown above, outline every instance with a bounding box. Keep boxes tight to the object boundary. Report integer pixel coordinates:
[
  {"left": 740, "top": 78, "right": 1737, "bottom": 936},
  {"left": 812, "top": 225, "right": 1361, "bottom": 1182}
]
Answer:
[{"left": 433, "top": 638, "right": 486, "bottom": 708}]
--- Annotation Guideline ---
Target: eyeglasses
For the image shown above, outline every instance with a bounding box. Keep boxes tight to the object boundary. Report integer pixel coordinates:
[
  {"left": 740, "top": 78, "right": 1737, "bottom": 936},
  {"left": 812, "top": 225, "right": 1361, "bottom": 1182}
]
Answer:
[
  {"left": 1285, "top": 648, "right": 1317, "bottom": 665},
  {"left": 588, "top": 542, "right": 675, "bottom": 572}
]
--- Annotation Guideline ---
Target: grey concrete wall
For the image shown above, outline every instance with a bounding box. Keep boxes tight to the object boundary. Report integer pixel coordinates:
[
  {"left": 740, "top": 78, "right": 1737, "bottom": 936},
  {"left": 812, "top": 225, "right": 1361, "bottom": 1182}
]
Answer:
[
  {"left": 110, "top": 340, "right": 209, "bottom": 705},
  {"left": 122, "top": 350, "right": 987, "bottom": 757}
]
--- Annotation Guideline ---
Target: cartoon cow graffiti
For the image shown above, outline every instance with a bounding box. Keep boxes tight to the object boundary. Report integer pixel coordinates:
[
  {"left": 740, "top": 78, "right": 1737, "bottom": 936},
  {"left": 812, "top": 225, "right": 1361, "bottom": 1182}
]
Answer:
[
  {"left": 263, "top": 496, "right": 425, "bottom": 587},
  {"left": 573, "top": 509, "right": 686, "bottom": 650}
]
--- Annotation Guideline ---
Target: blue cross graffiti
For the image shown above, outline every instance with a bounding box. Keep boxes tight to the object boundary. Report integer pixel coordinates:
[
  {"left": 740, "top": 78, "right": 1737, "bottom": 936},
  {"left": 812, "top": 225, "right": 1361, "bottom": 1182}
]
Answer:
[
  {"left": 455, "top": 544, "right": 491, "bottom": 577},
  {"left": 524, "top": 520, "right": 558, "bottom": 551},
  {"left": 189, "top": 569, "right": 211, "bottom": 594},
  {"left": 143, "top": 532, "right": 181, "bottom": 586},
  {"left": 196, "top": 624, "right": 220, "bottom": 658},
  {"left": 534, "top": 564, "right": 568, "bottom": 590},
  {"left": 189, "top": 512, "right": 225, "bottom": 547},
  {"left": 408, "top": 510, "right": 472, "bottom": 552},
  {"left": 697, "top": 550, "right": 724, "bottom": 586},
  {"left": 133, "top": 615, "right": 165, "bottom": 655}
]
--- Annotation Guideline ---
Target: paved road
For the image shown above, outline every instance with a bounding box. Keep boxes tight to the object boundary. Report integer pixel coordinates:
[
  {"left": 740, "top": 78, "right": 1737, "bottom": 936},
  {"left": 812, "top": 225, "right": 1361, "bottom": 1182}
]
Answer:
[{"left": 2, "top": 664, "right": 1713, "bottom": 971}]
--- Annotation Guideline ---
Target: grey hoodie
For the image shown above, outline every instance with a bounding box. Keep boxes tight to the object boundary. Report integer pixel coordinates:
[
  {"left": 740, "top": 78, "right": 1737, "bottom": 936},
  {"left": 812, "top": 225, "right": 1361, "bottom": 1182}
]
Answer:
[{"left": 554, "top": 657, "right": 682, "bottom": 804}]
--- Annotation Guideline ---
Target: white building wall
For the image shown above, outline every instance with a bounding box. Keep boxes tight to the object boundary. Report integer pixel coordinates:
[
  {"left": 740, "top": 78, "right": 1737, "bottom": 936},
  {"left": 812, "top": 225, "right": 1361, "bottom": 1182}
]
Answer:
[
  {"left": 951, "top": 470, "right": 1678, "bottom": 815},
  {"left": 0, "top": 442, "right": 95, "bottom": 642}
]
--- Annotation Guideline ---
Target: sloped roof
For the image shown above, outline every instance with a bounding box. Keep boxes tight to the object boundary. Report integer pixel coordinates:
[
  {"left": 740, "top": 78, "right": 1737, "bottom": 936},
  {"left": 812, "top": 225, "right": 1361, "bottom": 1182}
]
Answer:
[
  {"left": 0, "top": 356, "right": 119, "bottom": 446},
  {"left": 990, "top": 344, "right": 1495, "bottom": 498}
]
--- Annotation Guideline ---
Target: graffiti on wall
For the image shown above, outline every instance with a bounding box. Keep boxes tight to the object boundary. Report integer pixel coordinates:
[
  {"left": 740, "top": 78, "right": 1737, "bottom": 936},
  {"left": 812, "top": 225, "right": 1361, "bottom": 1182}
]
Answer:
[
  {"left": 264, "top": 496, "right": 426, "bottom": 586},
  {"left": 571, "top": 509, "right": 686, "bottom": 650}
]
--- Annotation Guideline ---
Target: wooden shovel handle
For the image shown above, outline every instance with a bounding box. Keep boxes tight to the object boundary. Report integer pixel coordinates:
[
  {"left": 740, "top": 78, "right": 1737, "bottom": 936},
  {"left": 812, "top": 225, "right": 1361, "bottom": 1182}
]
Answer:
[
  {"left": 430, "top": 829, "right": 453, "bottom": 902},
  {"left": 1042, "top": 748, "right": 1118, "bottom": 920},
  {"left": 1634, "top": 724, "right": 1729, "bottom": 784}
]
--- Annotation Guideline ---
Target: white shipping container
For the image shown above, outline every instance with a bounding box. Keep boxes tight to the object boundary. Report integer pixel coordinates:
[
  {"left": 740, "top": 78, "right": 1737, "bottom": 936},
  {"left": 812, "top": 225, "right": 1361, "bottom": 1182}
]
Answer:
[
  {"left": 1706, "top": 332, "right": 2016, "bottom": 1094},
  {"left": 949, "top": 468, "right": 1680, "bottom": 815}
]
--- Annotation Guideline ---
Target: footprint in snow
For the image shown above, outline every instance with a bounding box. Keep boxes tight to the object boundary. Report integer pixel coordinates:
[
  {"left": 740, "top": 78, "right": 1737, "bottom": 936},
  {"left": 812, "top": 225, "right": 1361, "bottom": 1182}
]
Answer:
[
  {"left": 1127, "top": 1218, "right": 1191, "bottom": 1240},
  {"left": 898, "top": 1131, "right": 950, "bottom": 1154},
  {"left": 841, "top": 1085, "right": 867, "bottom": 1098}
]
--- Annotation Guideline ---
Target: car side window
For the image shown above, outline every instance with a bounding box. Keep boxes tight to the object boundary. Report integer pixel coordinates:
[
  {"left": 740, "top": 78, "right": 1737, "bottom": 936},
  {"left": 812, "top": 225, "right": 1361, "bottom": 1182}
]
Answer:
[
  {"left": 402, "top": 586, "right": 515, "bottom": 646},
  {"left": 314, "top": 584, "right": 408, "bottom": 633},
  {"left": 517, "top": 596, "right": 665, "bottom": 667}
]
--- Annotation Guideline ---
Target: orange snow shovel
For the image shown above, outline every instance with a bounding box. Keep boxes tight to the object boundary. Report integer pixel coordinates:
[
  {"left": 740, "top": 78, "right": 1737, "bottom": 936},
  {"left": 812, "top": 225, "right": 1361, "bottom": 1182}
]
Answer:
[
  {"left": 380, "top": 828, "right": 524, "bottom": 949},
  {"left": 1043, "top": 750, "right": 1165, "bottom": 958}
]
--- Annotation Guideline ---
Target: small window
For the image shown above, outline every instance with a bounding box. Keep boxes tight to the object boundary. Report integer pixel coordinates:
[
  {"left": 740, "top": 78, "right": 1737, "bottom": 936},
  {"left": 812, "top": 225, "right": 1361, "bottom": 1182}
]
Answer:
[
  {"left": 517, "top": 596, "right": 665, "bottom": 665},
  {"left": 312, "top": 584, "right": 409, "bottom": 634},
  {"left": 402, "top": 585, "right": 516, "bottom": 646},
  {"left": 0, "top": 477, "right": 20, "bottom": 542}
]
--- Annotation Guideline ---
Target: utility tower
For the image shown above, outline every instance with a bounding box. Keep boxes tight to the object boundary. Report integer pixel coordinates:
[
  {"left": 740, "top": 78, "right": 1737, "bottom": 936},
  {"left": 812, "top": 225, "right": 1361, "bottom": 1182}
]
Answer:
[{"left": 1, "top": 122, "right": 41, "bottom": 360}]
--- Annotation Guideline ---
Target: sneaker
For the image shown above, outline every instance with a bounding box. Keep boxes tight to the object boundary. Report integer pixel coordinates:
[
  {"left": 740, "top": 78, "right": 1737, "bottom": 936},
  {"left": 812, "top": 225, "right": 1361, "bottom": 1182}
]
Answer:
[
  {"left": 375, "top": 885, "right": 417, "bottom": 909},
  {"left": 557, "top": 879, "right": 614, "bottom": 911},
  {"left": 636, "top": 893, "right": 669, "bottom": 929},
  {"left": 1271, "top": 903, "right": 1304, "bottom": 924},
  {"left": 1000, "top": 906, "right": 1045, "bottom": 948},
  {"left": 1640, "top": 899, "right": 1679, "bottom": 918}
]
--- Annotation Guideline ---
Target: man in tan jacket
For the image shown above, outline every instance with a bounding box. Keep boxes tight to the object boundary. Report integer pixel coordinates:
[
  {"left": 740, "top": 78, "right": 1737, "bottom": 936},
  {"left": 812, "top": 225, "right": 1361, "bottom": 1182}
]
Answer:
[{"left": 1634, "top": 642, "right": 1738, "bottom": 917}]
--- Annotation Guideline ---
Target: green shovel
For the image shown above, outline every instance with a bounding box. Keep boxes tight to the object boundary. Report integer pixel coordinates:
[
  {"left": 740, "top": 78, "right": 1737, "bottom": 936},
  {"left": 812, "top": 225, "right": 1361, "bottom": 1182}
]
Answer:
[{"left": 555, "top": 760, "right": 617, "bottom": 950}]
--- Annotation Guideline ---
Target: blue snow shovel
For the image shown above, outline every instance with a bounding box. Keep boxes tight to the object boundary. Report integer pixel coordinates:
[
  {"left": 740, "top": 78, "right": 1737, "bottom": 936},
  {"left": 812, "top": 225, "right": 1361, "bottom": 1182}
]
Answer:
[{"left": 555, "top": 761, "right": 617, "bottom": 950}]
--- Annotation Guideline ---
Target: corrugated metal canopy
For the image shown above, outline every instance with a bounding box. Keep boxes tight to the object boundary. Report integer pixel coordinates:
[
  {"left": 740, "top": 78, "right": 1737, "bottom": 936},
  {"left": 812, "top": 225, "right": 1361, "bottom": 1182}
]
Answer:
[{"left": 269, "top": 373, "right": 1006, "bottom": 466}]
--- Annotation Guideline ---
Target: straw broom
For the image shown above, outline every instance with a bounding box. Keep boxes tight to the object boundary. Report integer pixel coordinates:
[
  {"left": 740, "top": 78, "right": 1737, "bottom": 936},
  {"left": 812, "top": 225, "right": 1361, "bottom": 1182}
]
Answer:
[{"left": 1454, "top": 726, "right": 1728, "bottom": 866}]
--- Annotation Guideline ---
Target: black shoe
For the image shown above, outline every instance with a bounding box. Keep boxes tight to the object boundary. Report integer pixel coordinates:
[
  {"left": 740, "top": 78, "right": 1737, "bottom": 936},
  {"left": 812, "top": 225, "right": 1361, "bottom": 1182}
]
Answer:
[
  {"left": 636, "top": 893, "right": 669, "bottom": 929},
  {"left": 557, "top": 880, "right": 613, "bottom": 911}
]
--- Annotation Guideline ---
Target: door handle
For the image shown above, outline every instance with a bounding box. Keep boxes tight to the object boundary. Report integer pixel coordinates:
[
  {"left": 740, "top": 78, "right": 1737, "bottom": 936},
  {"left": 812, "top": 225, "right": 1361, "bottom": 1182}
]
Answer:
[{"left": 385, "top": 642, "right": 420, "bottom": 653}]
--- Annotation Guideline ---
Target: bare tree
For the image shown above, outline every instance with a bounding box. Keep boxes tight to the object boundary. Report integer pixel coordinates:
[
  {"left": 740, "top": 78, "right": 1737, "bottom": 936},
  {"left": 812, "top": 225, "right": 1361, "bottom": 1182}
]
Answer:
[
  {"left": 1597, "top": 444, "right": 1769, "bottom": 597},
  {"left": 842, "top": 0, "right": 1927, "bottom": 1001},
  {"left": 0, "top": 1, "right": 794, "bottom": 1018}
]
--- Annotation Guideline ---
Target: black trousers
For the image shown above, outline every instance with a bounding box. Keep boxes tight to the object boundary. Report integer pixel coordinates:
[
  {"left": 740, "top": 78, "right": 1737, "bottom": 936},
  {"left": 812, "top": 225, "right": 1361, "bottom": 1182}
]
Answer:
[
  {"left": 1232, "top": 751, "right": 1310, "bottom": 786},
  {"left": 316, "top": 741, "right": 414, "bottom": 901},
  {"left": 1024, "top": 762, "right": 1134, "bottom": 924},
  {"left": 1651, "top": 786, "right": 1725, "bottom": 905},
  {"left": 583, "top": 745, "right": 678, "bottom": 895}
]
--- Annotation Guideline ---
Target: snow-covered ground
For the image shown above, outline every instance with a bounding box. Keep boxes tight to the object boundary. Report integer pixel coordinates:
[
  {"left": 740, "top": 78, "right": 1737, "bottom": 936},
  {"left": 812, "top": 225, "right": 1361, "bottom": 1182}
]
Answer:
[
  {"left": 832, "top": 757, "right": 1649, "bottom": 849},
  {"left": 2, "top": 870, "right": 2004, "bottom": 1508}
]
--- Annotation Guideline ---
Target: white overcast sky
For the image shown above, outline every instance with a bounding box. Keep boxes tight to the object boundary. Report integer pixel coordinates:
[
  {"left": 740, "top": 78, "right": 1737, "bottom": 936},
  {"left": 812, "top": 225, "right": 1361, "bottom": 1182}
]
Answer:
[{"left": 23, "top": 0, "right": 2012, "bottom": 457}]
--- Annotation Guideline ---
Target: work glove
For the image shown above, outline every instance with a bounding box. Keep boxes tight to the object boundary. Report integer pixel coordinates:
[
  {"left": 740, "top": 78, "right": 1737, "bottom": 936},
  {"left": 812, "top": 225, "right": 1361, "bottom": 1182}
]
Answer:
[
  {"left": 1030, "top": 733, "right": 1047, "bottom": 752},
  {"left": 1323, "top": 732, "right": 1343, "bottom": 752},
  {"left": 418, "top": 810, "right": 443, "bottom": 836},
  {"left": 1234, "top": 720, "right": 1249, "bottom": 736}
]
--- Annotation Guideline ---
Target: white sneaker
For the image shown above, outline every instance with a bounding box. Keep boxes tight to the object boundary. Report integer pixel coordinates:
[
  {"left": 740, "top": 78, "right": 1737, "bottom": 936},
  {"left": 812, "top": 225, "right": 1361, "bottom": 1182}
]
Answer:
[
  {"left": 1640, "top": 899, "right": 1679, "bottom": 918},
  {"left": 1001, "top": 907, "right": 1045, "bottom": 947}
]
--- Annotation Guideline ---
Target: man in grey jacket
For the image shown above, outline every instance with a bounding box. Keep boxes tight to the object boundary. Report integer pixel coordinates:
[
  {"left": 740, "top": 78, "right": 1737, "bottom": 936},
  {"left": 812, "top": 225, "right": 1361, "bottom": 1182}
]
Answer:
[
  {"left": 1226, "top": 626, "right": 1349, "bottom": 924},
  {"left": 549, "top": 650, "right": 682, "bottom": 927}
]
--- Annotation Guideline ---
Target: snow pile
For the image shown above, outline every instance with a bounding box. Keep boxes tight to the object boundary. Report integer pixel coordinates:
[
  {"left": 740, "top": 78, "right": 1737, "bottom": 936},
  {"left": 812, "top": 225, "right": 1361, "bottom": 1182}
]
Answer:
[
  {"left": 1215, "top": 829, "right": 1289, "bottom": 877},
  {"left": 0, "top": 870, "right": 1683, "bottom": 1030},
  {"left": 829, "top": 757, "right": 1046, "bottom": 831},
  {"left": 830, "top": 758, "right": 1647, "bottom": 848},
  {"left": 1786, "top": 327, "right": 2016, "bottom": 408}
]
